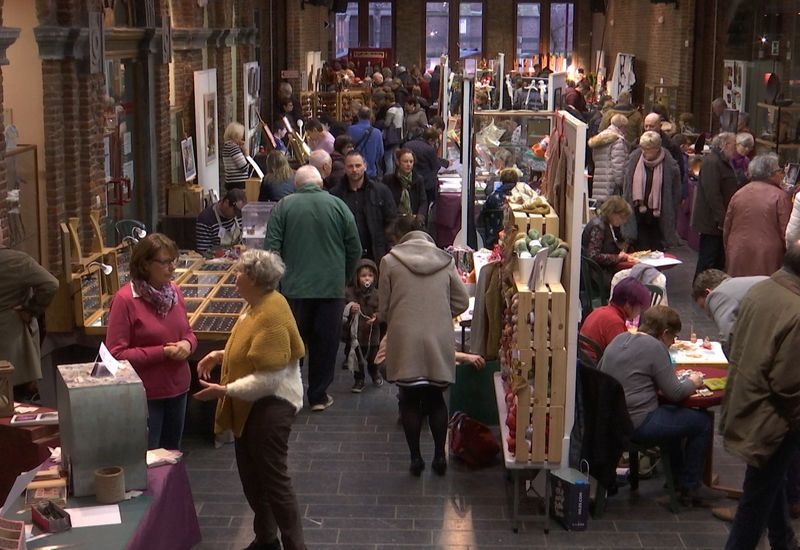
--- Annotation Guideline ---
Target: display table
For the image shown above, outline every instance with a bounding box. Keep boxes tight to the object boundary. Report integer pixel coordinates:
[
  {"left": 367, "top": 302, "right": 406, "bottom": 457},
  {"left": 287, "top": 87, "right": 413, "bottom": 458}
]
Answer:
[
  {"left": 493, "top": 372, "right": 553, "bottom": 533},
  {"left": 0, "top": 406, "right": 60, "bottom": 501},
  {"left": 17, "top": 462, "right": 201, "bottom": 550}
]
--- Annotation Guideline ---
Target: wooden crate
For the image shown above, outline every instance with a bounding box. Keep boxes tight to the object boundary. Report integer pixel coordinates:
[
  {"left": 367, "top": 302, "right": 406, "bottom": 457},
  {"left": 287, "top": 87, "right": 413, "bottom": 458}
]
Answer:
[
  {"left": 511, "top": 209, "right": 560, "bottom": 240},
  {"left": 512, "top": 281, "right": 568, "bottom": 464}
]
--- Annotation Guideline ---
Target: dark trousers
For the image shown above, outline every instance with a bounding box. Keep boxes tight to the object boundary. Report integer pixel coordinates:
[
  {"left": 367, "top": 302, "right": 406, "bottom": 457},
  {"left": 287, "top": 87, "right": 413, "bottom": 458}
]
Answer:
[
  {"left": 398, "top": 385, "right": 449, "bottom": 461},
  {"left": 726, "top": 431, "right": 800, "bottom": 550},
  {"left": 695, "top": 233, "right": 725, "bottom": 280},
  {"left": 235, "top": 397, "right": 305, "bottom": 550},
  {"left": 288, "top": 298, "right": 345, "bottom": 406},
  {"left": 353, "top": 345, "right": 379, "bottom": 382},
  {"left": 147, "top": 392, "right": 187, "bottom": 450}
]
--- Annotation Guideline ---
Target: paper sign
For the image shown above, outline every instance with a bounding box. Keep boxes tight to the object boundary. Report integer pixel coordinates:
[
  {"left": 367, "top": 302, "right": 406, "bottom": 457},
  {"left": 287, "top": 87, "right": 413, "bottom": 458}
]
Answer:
[
  {"left": 246, "top": 155, "right": 264, "bottom": 179},
  {"left": 64, "top": 505, "right": 122, "bottom": 528},
  {"left": 98, "top": 342, "right": 121, "bottom": 375}
]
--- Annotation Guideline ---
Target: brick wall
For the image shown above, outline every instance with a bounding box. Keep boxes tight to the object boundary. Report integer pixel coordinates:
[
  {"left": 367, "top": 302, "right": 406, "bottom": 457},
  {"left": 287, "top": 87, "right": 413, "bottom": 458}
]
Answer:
[{"left": 598, "top": 0, "right": 697, "bottom": 118}]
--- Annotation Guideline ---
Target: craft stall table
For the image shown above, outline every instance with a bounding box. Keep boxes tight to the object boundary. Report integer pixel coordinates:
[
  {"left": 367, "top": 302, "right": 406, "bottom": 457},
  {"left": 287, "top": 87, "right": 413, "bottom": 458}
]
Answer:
[{"left": 9, "top": 461, "right": 201, "bottom": 550}]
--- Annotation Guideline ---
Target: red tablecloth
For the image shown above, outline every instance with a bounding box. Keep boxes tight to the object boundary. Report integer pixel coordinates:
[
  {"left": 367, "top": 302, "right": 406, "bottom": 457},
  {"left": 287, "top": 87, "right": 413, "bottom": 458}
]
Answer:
[{"left": 661, "top": 365, "right": 727, "bottom": 408}]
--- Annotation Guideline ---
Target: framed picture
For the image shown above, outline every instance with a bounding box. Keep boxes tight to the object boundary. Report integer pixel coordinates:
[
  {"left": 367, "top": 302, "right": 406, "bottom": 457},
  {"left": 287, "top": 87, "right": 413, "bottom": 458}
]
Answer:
[
  {"left": 786, "top": 163, "right": 800, "bottom": 188},
  {"left": 203, "top": 92, "right": 217, "bottom": 165},
  {"left": 181, "top": 137, "right": 197, "bottom": 181}
]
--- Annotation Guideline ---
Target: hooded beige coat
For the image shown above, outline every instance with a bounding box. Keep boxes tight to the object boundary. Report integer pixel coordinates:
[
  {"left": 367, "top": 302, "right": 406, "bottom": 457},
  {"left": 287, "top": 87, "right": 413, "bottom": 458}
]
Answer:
[{"left": 378, "top": 231, "right": 469, "bottom": 384}]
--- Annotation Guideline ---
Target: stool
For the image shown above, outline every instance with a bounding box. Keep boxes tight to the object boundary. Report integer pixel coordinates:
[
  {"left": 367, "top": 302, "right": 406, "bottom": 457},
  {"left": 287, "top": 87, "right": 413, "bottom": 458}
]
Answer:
[{"left": 629, "top": 442, "right": 681, "bottom": 513}]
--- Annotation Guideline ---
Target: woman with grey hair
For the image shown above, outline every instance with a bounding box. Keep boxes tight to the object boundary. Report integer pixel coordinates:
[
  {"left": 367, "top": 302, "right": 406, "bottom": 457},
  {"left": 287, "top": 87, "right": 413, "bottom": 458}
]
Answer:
[
  {"left": 621, "top": 131, "right": 681, "bottom": 250},
  {"left": 731, "top": 132, "right": 755, "bottom": 186},
  {"left": 724, "top": 153, "right": 791, "bottom": 277},
  {"left": 194, "top": 249, "right": 306, "bottom": 550}
]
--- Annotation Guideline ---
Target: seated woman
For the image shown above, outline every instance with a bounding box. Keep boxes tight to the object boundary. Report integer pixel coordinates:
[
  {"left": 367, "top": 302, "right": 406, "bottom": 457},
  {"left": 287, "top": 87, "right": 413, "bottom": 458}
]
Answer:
[
  {"left": 598, "top": 305, "right": 717, "bottom": 505},
  {"left": 581, "top": 195, "right": 639, "bottom": 286},
  {"left": 579, "top": 277, "right": 649, "bottom": 363},
  {"left": 258, "top": 151, "right": 295, "bottom": 202},
  {"left": 480, "top": 168, "right": 519, "bottom": 249}
]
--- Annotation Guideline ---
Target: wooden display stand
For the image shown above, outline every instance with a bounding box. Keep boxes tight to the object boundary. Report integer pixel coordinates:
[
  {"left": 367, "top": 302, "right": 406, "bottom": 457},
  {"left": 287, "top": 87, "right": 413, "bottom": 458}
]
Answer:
[{"left": 493, "top": 111, "right": 587, "bottom": 532}]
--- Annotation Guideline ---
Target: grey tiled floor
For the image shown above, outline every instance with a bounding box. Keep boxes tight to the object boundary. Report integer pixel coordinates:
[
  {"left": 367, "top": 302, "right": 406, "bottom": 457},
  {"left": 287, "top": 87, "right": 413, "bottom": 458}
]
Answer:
[{"left": 184, "top": 245, "right": 765, "bottom": 549}]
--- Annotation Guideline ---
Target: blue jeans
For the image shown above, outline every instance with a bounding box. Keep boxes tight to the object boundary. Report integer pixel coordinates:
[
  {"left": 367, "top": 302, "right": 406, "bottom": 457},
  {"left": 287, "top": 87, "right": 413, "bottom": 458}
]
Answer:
[
  {"left": 147, "top": 392, "right": 188, "bottom": 450},
  {"left": 632, "top": 405, "right": 712, "bottom": 490},
  {"left": 288, "top": 298, "right": 345, "bottom": 406},
  {"left": 726, "top": 431, "right": 800, "bottom": 550}
]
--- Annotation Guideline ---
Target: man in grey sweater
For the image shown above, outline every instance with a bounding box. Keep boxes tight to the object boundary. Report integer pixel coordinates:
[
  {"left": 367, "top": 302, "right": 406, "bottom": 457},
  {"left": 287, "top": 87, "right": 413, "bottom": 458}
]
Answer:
[{"left": 692, "top": 269, "right": 767, "bottom": 355}]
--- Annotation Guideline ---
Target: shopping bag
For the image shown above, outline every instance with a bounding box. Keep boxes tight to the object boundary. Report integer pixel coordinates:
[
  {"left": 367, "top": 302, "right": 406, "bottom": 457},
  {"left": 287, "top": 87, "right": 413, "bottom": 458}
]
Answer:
[
  {"left": 448, "top": 411, "right": 500, "bottom": 468},
  {"left": 550, "top": 465, "right": 590, "bottom": 531}
]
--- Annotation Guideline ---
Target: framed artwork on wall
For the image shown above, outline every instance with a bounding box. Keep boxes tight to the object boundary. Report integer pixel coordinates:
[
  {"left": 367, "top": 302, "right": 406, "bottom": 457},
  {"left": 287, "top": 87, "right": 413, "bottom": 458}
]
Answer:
[
  {"left": 203, "top": 92, "right": 217, "bottom": 165},
  {"left": 181, "top": 137, "right": 197, "bottom": 181}
]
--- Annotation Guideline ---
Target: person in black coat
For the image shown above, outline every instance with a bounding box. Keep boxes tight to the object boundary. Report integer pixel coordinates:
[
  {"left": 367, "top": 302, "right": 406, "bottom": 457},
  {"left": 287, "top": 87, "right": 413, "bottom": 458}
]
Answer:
[
  {"left": 383, "top": 148, "right": 428, "bottom": 222},
  {"left": 404, "top": 127, "right": 450, "bottom": 205},
  {"left": 331, "top": 151, "right": 398, "bottom": 262}
]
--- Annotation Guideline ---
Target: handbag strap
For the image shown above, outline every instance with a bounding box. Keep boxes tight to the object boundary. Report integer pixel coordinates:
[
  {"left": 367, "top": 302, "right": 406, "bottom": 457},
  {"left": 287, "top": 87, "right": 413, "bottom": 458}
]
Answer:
[{"left": 354, "top": 127, "right": 373, "bottom": 152}]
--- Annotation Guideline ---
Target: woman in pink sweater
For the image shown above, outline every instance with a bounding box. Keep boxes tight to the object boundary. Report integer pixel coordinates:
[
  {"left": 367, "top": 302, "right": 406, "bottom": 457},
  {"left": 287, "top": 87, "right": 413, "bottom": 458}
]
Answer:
[{"left": 106, "top": 234, "right": 197, "bottom": 450}]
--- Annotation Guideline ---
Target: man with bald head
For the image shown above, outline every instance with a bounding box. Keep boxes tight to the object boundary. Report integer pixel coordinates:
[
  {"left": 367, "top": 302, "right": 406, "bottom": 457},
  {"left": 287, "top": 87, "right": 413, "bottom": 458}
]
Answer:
[
  {"left": 308, "top": 149, "right": 333, "bottom": 187},
  {"left": 265, "top": 165, "right": 362, "bottom": 412},
  {"left": 643, "top": 112, "right": 684, "bottom": 184}
]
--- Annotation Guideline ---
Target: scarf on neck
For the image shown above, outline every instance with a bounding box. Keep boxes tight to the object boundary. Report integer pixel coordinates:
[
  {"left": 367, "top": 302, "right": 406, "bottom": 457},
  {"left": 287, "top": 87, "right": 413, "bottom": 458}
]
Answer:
[
  {"left": 632, "top": 148, "right": 666, "bottom": 217},
  {"left": 397, "top": 172, "right": 413, "bottom": 215},
  {"left": 132, "top": 279, "right": 177, "bottom": 318}
]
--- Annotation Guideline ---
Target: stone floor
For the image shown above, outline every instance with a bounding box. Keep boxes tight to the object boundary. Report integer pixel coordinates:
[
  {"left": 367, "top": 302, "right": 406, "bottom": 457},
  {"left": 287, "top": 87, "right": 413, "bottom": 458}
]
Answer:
[{"left": 184, "top": 244, "right": 765, "bottom": 550}]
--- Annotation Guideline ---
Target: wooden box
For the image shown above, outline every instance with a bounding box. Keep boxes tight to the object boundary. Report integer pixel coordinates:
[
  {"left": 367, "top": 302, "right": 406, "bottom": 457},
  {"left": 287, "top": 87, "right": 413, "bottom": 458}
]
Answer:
[
  {"left": 168, "top": 185, "right": 186, "bottom": 216},
  {"left": 513, "top": 281, "right": 567, "bottom": 464},
  {"left": 245, "top": 177, "right": 262, "bottom": 203},
  {"left": 511, "top": 209, "right": 560, "bottom": 240},
  {"left": 184, "top": 185, "right": 205, "bottom": 215}
]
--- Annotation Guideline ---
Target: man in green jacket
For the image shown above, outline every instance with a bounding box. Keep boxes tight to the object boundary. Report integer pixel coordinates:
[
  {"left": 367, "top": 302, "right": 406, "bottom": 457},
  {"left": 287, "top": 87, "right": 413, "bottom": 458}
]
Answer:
[
  {"left": 721, "top": 239, "right": 800, "bottom": 549},
  {"left": 265, "top": 165, "right": 362, "bottom": 411}
]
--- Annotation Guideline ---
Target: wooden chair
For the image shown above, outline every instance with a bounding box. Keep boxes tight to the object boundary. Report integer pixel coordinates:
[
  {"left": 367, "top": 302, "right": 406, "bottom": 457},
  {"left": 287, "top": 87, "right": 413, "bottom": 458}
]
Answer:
[
  {"left": 645, "top": 284, "right": 665, "bottom": 307},
  {"left": 580, "top": 255, "right": 610, "bottom": 318},
  {"left": 578, "top": 334, "right": 604, "bottom": 367}
]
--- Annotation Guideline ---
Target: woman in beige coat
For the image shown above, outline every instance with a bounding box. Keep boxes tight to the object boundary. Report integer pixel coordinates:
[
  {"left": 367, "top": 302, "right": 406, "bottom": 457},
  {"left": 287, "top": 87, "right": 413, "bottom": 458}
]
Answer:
[{"left": 379, "top": 218, "right": 469, "bottom": 476}]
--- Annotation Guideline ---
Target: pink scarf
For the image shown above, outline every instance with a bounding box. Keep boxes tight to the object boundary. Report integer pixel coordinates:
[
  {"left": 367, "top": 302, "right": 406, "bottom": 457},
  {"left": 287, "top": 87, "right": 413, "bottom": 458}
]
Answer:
[
  {"left": 632, "top": 148, "right": 666, "bottom": 217},
  {"left": 132, "top": 279, "right": 177, "bottom": 318}
]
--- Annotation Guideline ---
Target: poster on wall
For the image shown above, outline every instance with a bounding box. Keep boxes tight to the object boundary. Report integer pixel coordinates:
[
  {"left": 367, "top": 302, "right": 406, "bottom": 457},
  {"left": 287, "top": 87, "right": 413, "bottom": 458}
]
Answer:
[
  {"left": 609, "top": 53, "right": 636, "bottom": 101},
  {"left": 181, "top": 137, "right": 197, "bottom": 181},
  {"left": 203, "top": 93, "right": 217, "bottom": 165},
  {"left": 723, "top": 60, "right": 747, "bottom": 112}
]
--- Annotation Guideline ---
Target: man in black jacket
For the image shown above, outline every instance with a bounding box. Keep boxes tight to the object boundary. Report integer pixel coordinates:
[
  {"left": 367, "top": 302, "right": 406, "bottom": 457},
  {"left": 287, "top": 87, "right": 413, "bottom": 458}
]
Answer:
[
  {"left": 404, "top": 127, "right": 450, "bottom": 206},
  {"left": 331, "top": 151, "right": 397, "bottom": 262}
]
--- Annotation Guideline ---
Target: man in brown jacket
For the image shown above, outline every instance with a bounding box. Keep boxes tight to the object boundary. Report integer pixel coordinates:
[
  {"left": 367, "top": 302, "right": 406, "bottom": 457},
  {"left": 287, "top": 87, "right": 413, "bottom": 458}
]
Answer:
[{"left": 721, "top": 239, "right": 800, "bottom": 549}]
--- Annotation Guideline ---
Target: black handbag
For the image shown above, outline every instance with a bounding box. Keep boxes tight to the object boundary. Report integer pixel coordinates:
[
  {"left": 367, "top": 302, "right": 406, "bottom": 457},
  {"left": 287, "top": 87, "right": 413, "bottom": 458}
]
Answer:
[{"left": 382, "top": 126, "right": 403, "bottom": 147}]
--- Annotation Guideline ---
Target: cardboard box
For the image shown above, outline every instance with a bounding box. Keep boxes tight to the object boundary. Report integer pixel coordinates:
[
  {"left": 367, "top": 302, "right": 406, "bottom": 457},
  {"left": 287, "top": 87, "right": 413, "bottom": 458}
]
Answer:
[
  {"left": 168, "top": 185, "right": 186, "bottom": 216},
  {"left": 184, "top": 185, "right": 204, "bottom": 215},
  {"left": 245, "top": 177, "right": 262, "bottom": 203}
]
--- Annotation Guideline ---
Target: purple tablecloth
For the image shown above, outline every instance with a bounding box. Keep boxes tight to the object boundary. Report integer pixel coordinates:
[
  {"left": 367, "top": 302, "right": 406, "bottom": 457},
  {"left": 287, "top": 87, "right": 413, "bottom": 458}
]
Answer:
[
  {"left": 127, "top": 462, "right": 201, "bottom": 550},
  {"left": 435, "top": 191, "right": 462, "bottom": 248}
]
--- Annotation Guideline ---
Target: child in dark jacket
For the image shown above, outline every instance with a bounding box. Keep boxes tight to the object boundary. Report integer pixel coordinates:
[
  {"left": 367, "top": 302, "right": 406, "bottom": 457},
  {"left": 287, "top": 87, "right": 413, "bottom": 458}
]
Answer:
[{"left": 343, "top": 259, "right": 383, "bottom": 392}]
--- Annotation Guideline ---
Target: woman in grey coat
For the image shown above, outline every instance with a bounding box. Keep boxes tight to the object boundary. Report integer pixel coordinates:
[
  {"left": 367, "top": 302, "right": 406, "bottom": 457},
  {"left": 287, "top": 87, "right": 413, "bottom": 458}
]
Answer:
[
  {"left": 621, "top": 131, "right": 681, "bottom": 251},
  {"left": 589, "top": 114, "right": 630, "bottom": 204},
  {"left": 379, "top": 218, "right": 469, "bottom": 476}
]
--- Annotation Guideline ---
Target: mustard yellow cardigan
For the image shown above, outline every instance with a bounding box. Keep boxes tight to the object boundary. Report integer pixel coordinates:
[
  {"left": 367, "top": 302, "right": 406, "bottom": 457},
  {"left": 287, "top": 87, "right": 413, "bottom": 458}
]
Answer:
[{"left": 215, "top": 291, "right": 305, "bottom": 437}]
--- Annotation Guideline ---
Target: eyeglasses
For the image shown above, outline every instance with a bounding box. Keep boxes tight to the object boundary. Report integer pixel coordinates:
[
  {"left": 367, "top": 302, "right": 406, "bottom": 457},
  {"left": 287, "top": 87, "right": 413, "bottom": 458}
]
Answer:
[{"left": 151, "top": 258, "right": 177, "bottom": 267}]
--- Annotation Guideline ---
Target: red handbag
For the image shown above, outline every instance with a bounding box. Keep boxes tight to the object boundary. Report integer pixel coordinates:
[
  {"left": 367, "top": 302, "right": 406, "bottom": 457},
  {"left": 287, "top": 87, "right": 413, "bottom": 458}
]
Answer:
[{"left": 448, "top": 411, "right": 500, "bottom": 468}]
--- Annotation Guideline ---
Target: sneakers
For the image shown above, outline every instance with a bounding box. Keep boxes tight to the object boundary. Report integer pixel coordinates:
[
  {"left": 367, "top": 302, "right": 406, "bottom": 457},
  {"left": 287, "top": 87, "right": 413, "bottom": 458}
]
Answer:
[
  {"left": 679, "top": 484, "right": 727, "bottom": 507},
  {"left": 712, "top": 505, "right": 737, "bottom": 522},
  {"left": 310, "top": 394, "right": 334, "bottom": 412},
  {"left": 351, "top": 380, "right": 365, "bottom": 393}
]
